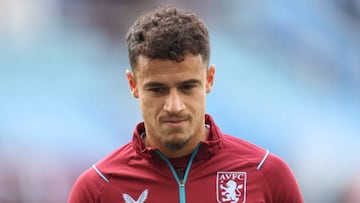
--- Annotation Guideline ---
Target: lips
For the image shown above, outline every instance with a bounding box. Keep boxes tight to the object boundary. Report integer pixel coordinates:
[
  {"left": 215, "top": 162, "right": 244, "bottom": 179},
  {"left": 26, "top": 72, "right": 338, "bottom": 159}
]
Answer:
[
  {"left": 163, "top": 119, "right": 186, "bottom": 122},
  {"left": 163, "top": 119, "right": 186, "bottom": 123},
  {"left": 160, "top": 117, "right": 189, "bottom": 126}
]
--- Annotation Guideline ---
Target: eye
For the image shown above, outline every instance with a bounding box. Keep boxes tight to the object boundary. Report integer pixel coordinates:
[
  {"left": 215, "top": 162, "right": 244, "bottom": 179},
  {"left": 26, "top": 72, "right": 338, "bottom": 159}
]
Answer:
[
  {"left": 143, "top": 82, "right": 168, "bottom": 95},
  {"left": 147, "top": 86, "right": 167, "bottom": 93},
  {"left": 180, "top": 84, "right": 197, "bottom": 91}
]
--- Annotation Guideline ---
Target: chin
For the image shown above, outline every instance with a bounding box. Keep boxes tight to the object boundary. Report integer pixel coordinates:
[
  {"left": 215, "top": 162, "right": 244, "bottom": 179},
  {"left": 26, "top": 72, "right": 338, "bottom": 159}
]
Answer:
[{"left": 164, "top": 136, "right": 191, "bottom": 151}]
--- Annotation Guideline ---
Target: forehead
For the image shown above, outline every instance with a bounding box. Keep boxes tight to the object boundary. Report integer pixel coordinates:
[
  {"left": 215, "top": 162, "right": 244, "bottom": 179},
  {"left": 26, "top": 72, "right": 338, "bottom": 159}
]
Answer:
[{"left": 135, "top": 54, "right": 207, "bottom": 80}]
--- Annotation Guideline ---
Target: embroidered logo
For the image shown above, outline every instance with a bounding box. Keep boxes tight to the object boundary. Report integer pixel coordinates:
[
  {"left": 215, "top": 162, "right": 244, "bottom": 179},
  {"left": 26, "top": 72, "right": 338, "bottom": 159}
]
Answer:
[
  {"left": 216, "top": 172, "right": 247, "bottom": 203},
  {"left": 122, "top": 189, "right": 148, "bottom": 203}
]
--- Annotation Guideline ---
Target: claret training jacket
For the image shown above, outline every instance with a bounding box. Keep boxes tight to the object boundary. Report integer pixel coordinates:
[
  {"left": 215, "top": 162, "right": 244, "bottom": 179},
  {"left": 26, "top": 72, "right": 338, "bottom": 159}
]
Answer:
[{"left": 68, "top": 114, "right": 303, "bottom": 203}]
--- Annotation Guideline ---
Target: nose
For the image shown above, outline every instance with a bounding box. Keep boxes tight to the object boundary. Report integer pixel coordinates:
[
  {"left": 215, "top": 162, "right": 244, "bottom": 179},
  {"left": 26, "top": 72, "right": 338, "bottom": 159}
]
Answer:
[{"left": 164, "top": 89, "right": 185, "bottom": 113}]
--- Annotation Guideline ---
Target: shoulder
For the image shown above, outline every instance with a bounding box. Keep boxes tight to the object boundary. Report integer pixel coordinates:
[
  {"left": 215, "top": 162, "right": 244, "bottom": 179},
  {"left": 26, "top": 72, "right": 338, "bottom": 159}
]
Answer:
[
  {"left": 68, "top": 142, "right": 134, "bottom": 202},
  {"left": 222, "top": 134, "right": 264, "bottom": 152},
  {"left": 259, "top": 153, "right": 304, "bottom": 202},
  {"left": 68, "top": 166, "right": 107, "bottom": 202},
  {"left": 221, "top": 135, "right": 303, "bottom": 202},
  {"left": 96, "top": 142, "right": 135, "bottom": 172},
  {"left": 221, "top": 134, "right": 269, "bottom": 165}
]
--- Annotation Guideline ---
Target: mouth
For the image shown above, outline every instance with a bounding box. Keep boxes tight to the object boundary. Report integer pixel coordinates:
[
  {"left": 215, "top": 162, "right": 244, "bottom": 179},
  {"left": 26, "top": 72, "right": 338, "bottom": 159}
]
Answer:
[{"left": 161, "top": 118, "right": 188, "bottom": 127}]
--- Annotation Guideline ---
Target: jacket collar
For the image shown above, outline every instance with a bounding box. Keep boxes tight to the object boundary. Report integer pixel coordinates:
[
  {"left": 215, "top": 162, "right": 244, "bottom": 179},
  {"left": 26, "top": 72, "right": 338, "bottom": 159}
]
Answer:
[{"left": 132, "top": 114, "right": 224, "bottom": 161}]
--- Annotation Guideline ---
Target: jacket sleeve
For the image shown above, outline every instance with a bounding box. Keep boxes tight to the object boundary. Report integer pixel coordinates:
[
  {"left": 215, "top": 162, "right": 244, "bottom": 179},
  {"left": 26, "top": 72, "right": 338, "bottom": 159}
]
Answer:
[
  {"left": 262, "top": 153, "right": 304, "bottom": 203},
  {"left": 68, "top": 167, "right": 106, "bottom": 203}
]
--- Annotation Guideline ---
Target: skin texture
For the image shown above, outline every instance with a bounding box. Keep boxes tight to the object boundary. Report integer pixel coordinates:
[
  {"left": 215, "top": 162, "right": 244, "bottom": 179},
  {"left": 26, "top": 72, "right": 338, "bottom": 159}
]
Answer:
[{"left": 126, "top": 54, "right": 215, "bottom": 158}]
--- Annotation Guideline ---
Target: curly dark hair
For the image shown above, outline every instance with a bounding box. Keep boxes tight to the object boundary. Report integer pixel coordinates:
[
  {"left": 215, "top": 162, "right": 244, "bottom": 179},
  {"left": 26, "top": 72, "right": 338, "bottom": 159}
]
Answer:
[{"left": 126, "top": 6, "right": 210, "bottom": 70}]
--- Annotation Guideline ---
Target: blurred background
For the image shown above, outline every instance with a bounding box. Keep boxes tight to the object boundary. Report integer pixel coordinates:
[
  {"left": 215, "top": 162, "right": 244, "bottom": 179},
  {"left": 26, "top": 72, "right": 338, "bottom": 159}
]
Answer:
[{"left": 1, "top": 0, "right": 359, "bottom": 202}]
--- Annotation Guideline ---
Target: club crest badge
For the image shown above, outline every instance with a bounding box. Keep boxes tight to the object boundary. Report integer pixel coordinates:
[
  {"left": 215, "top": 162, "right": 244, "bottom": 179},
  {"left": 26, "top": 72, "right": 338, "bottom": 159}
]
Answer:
[{"left": 216, "top": 171, "right": 247, "bottom": 203}]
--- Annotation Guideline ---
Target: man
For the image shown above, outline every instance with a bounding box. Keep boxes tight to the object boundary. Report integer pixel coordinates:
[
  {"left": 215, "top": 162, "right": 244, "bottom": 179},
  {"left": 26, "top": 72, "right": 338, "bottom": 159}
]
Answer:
[{"left": 68, "top": 6, "right": 303, "bottom": 203}]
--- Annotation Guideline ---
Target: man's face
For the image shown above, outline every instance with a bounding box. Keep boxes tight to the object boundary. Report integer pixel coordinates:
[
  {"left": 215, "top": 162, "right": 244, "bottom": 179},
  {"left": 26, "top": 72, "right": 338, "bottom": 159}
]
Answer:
[{"left": 127, "top": 54, "right": 215, "bottom": 157}]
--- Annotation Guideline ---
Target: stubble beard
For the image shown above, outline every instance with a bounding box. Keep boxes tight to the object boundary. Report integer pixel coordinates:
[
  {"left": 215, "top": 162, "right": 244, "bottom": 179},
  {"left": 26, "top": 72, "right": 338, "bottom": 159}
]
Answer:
[
  {"left": 164, "top": 136, "right": 191, "bottom": 151},
  {"left": 162, "top": 128, "right": 192, "bottom": 151}
]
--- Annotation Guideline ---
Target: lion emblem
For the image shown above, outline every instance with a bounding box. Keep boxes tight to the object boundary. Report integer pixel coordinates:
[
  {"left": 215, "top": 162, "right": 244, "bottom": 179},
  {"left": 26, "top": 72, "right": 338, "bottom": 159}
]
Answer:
[{"left": 220, "top": 180, "right": 243, "bottom": 203}]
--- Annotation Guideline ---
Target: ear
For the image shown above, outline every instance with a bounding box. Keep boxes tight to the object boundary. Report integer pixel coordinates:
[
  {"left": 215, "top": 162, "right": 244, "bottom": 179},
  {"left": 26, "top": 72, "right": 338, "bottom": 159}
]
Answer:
[
  {"left": 126, "top": 70, "right": 139, "bottom": 98},
  {"left": 206, "top": 64, "right": 215, "bottom": 93}
]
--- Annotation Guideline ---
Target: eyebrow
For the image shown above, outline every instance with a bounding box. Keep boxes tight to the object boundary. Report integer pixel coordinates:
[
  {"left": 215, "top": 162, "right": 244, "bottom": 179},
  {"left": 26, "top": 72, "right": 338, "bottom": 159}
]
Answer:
[
  {"left": 143, "top": 79, "right": 202, "bottom": 88},
  {"left": 180, "top": 79, "right": 202, "bottom": 87},
  {"left": 143, "top": 82, "right": 165, "bottom": 89}
]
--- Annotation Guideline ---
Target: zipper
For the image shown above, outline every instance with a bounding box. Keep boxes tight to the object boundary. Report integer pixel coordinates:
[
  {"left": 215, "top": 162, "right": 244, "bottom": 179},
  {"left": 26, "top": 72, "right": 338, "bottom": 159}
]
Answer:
[{"left": 156, "top": 144, "right": 201, "bottom": 203}]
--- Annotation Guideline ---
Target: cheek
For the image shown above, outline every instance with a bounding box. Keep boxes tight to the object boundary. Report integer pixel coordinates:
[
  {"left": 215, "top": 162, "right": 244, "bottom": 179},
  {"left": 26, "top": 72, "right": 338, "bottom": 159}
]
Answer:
[
  {"left": 140, "top": 96, "right": 162, "bottom": 115},
  {"left": 188, "top": 94, "right": 206, "bottom": 113}
]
